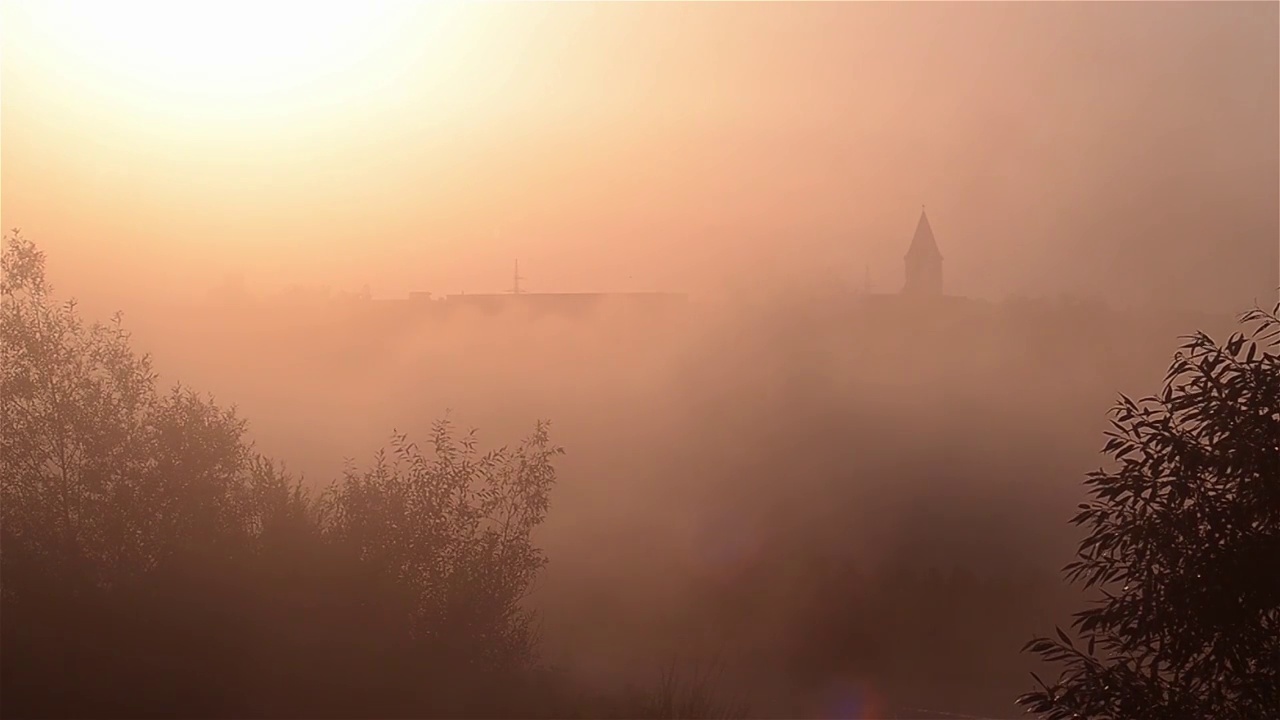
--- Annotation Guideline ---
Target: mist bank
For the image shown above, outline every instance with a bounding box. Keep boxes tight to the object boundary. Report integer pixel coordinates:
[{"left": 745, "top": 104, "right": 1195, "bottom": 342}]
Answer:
[{"left": 93, "top": 285, "right": 1242, "bottom": 715}]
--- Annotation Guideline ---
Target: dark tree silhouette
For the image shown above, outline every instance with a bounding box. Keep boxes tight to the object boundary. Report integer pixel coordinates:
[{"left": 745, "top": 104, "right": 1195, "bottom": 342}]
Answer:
[
  {"left": 1019, "top": 301, "right": 1280, "bottom": 719},
  {"left": 0, "top": 232, "right": 568, "bottom": 718},
  {"left": 310, "top": 420, "right": 563, "bottom": 714}
]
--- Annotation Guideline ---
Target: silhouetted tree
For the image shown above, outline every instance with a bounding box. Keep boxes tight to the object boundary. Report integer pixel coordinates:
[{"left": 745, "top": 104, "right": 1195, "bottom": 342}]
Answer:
[
  {"left": 310, "top": 421, "right": 563, "bottom": 713},
  {"left": 0, "top": 232, "right": 566, "bottom": 718},
  {"left": 1019, "top": 301, "right": 1280, "bottom": 719},
  {"left": 1, "top": 230, "right": 303, "bottom": 717}
]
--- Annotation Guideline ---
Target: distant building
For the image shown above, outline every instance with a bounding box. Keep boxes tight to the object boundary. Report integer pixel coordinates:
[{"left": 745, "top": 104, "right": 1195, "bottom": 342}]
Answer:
[
  {"left": 359, "top": 287, "right": 689, "bottom": 326},
  {"left": 903, "top": 207, "right": 943, "bottom": 297},
  {"left": 375, "top": 260, "right": 690, "bottom": 322},
  {"left": 440, "top": 291, "right": 688, "bottom": 319}
]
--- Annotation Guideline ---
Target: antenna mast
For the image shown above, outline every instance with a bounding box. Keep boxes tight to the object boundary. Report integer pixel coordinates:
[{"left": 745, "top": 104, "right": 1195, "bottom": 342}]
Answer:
[{"left": 512, "top": 260, "right": 525, "bottom": 295}]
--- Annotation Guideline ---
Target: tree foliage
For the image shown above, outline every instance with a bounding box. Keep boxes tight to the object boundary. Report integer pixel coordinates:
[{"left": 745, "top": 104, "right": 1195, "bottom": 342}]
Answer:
[
  {"left": 1, "top": 230, "right": 274, "bottom": 588},
  {"left": 0, "top": 231, "right": 564, "bottom": 718},
  {"left": 1019, "top": 301, "right": 1280, "bottom": 719},
  {"left": 322, "top": 421, "right": 559, "bottom": 671}
]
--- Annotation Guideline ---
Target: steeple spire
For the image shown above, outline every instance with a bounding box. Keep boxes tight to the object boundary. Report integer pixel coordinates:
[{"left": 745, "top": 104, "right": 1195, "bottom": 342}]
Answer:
[
  {"left": 905, "top": 208, "right": 942, "bottom": 263},
  {"left": 903, "top": 207, "right": 943, "bottom": 296}
]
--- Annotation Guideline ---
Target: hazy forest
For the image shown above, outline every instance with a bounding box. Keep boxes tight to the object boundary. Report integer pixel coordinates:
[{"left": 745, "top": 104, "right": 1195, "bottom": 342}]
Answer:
[{"left": 4, "top": 1, "right": 1279, "bottom": 719}]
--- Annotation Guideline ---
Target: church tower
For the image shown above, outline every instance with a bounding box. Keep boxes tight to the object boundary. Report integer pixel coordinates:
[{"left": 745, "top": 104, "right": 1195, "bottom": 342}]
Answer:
[{"left": 903, "top": 207, "right": 943, "bottom": 296}]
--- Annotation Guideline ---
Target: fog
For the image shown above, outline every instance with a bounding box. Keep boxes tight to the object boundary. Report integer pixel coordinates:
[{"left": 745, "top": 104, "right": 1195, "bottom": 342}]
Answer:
[
  {"left": 70, "top": 280, "right": 1233, "bottom": 716},
  {"left": 5, "top": 2, "right": 1277, "bottom": 314},
  {"left": 3, "top": 1, "right": 1278, "bottom": 718}
]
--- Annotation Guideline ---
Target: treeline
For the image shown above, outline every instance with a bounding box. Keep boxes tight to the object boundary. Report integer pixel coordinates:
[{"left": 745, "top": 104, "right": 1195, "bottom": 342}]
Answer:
[{"left": 0, "top": 233, "right": 731, "bottom": 719}]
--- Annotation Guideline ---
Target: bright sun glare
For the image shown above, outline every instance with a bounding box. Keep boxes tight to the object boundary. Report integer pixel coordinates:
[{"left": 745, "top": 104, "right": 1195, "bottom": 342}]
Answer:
[{"left": 20, "top": 0, "right": 431, "bottom": 116}]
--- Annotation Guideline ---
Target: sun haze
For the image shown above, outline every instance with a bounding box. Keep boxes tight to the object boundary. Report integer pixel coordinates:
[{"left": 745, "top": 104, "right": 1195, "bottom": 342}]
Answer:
[
  {"left": 2, "top": 3, "right": 1279, "bottom": 719},
  {"left": 26, "top": 2, "right": 400, "bottom": 103},
  {"left": 4, "top": 0, "right": 512, "bottom": 305},
  {"left": 4, "top": 1, "right": 1276, "bottom": 317}
]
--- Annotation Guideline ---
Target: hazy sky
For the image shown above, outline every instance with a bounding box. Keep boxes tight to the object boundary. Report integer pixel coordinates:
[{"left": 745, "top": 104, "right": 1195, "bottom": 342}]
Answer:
[{"left": 3, "top": 1, "right": 1277, "bottom": 313}]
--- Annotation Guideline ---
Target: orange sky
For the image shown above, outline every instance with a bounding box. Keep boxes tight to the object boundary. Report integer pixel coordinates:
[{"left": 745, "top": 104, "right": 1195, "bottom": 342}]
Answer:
[{"left": 2, "top": 1, "right": 1277, "bottom": 313}]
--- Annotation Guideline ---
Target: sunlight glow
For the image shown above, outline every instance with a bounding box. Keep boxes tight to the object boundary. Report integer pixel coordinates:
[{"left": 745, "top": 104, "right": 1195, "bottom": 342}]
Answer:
[{"left": 19, "top": 0, "right": 438, "bottom": 117}]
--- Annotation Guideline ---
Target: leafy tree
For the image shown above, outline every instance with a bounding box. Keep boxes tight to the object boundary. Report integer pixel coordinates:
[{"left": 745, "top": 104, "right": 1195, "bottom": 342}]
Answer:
[
  {"left": 324, "top": 422, "right": 559, "bottom": 668},
  {"left": 0, "top": 231, "right": 298, "bottom": 580},
  {"left": 1019, "top": 301, "right": 1280, "bottom": 719},
  {"left": 1, "top": 229, "right": 304, "bottom": 716},
  {"left": 1, "top": 231, "right": 566, "bottom": 718}
]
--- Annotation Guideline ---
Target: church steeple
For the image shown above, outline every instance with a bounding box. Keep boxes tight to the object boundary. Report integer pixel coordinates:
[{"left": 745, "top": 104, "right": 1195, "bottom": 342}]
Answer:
[{"left": 903, "top": 206, "right": 943, "bottom": 296}]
